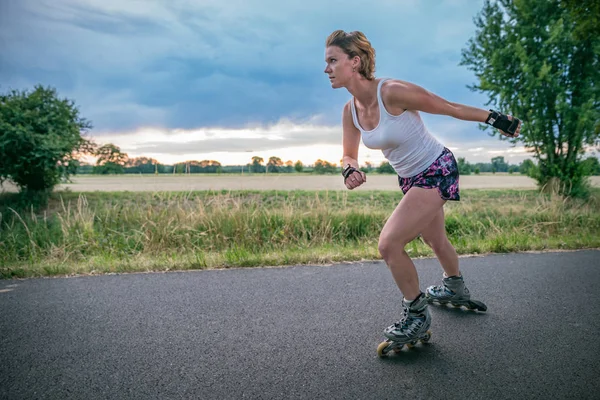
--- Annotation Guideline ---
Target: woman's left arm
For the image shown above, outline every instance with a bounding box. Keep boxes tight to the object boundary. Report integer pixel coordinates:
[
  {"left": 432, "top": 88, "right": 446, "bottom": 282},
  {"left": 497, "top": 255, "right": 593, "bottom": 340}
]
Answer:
[{"left": 385, "top": 80, "right": 521, "bottom": 137}]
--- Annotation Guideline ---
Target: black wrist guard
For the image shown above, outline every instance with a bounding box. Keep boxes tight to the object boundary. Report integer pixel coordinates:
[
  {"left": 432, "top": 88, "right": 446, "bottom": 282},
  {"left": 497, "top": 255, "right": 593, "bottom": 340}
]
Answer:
[
  {"left": 485, "top": 110, "right": 520, "bottom": 136},
  {"left": 342, "top": 164, "right": 359, "bottom": 183}
]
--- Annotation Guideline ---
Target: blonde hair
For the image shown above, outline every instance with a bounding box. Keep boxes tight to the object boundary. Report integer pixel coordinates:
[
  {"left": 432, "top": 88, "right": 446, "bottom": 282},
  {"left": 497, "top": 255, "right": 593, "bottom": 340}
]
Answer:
[{"left": 325, "top": 30, "right": 376, "bottom": 80}]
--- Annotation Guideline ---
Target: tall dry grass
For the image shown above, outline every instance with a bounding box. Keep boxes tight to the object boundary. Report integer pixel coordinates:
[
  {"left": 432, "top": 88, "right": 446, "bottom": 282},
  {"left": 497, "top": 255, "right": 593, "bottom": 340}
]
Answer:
[{"left": 1, "top": 189, "right": 598, "bottom": 278}]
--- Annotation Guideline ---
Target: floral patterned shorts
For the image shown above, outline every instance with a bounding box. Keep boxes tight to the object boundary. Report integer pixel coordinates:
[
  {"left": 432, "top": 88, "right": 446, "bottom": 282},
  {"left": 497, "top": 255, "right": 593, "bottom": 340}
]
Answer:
[{"left": 397, "top": 147, "right": 460, "bottom": 201}]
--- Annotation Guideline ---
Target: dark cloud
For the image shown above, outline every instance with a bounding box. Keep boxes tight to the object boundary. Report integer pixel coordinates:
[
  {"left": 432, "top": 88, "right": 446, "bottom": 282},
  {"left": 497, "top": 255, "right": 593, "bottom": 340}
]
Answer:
[{"left": 1, "top": 0, "right": 486, "bottom": 136}]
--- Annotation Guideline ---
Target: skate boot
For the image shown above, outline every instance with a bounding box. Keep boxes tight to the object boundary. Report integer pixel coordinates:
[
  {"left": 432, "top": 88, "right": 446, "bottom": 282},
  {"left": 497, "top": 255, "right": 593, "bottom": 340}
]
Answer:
[
  {"left": 425, "top": 274, "right": 487, "bottom": 311},
  {"left": 377, "top": 292, "right": 432, "bottom": 357}
]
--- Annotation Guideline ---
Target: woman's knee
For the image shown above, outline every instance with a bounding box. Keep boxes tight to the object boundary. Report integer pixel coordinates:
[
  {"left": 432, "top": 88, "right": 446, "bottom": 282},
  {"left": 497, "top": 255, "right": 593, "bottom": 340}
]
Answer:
[{"left": 378, "top": 234, "right": 410, "bottom": 260}]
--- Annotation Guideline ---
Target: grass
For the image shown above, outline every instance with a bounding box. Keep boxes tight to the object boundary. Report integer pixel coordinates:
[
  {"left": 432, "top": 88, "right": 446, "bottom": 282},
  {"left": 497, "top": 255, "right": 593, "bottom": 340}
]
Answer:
[{"left": 1, "top": 188, "right": 599, "bottom": 279}]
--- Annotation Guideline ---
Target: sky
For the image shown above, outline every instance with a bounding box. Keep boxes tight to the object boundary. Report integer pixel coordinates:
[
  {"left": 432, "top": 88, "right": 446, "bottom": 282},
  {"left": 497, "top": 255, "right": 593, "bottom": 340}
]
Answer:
[{"left": 0, "top": 0, "right": 534, "bottom": 167}]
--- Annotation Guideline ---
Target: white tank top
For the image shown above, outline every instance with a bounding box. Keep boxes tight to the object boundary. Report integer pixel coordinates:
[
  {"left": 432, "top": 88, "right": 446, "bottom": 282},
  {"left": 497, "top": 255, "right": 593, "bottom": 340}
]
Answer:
[{"left": 350, "top": 78, "right": 445, "bottom": 178}]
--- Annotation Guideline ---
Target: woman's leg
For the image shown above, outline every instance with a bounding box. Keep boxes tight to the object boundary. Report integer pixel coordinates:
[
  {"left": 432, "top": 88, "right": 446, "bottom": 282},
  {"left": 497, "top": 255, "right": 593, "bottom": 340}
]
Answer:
[
  {"left": 419, "top": 207, "right": 460, "bottom": 277},
  {"left": 378, "top": 187, "right": 446, "bottom": 300}
]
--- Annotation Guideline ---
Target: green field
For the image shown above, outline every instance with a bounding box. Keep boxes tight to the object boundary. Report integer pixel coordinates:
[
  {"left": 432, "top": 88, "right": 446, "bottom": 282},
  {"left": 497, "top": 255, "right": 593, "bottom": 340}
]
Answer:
[{"left": 1, "top": 188, "right": 599, "bottom": 279}]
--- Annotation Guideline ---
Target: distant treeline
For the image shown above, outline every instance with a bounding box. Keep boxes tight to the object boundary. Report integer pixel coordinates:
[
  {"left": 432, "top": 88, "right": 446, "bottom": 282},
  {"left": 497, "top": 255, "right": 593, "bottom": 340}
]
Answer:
[
  {"left": 80, "top": 144, "right": 600, "bottom": 176},
  {"left": 75, "top": 157, "right": 600, "bottom": 176}
]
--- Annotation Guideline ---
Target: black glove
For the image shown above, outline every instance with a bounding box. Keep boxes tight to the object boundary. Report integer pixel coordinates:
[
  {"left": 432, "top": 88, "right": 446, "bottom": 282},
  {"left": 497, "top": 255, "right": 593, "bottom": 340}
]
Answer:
[
  {"left": 485, "top": 110, "right": 521, "bottom": 137},
  {"left": 342, "top": 164, "right": 359, "bottom": 183}
]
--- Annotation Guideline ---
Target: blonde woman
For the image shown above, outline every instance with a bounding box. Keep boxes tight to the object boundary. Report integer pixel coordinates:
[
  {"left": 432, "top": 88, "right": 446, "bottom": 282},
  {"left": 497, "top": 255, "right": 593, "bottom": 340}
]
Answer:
[{"left": 324, "top": 30, "right": 521, "bottom": 354}]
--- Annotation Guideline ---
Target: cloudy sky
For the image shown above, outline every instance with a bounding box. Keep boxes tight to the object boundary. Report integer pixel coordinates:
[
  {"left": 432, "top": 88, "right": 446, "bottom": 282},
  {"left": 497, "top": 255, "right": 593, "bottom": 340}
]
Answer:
[{"left": 1, "top": 0, "right": 531, "bottom": 166}]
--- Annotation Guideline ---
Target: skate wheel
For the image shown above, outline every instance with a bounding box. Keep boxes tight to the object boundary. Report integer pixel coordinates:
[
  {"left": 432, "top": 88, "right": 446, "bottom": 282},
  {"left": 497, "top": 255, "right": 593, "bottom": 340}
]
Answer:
[
  {"left": 420, "top": 330, "right": 432, "bottom": 343},
  {"left": 468, "top": 300, "right": 487, "bottom": 312},
  {"left": 377, "top": 341, "right": 392, "bottom": 357}
]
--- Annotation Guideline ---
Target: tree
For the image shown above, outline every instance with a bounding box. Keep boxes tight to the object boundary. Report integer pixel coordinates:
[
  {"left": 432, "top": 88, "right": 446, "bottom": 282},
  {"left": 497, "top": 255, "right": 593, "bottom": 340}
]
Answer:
[
  {"left": 0, "top": 85, "right": 94, "bottom": 196},
  {"left": 461, "top": 0, "right": 600, "bottom": 197},
  {"left": 491, "top": 156, "right": 508, "bottom": 173},
  {"left": 360, "top": 161, "right": 374, "bottom": 174},
  {"left": 377, "top": 161, "right": 396, "bottom": 174},
  {"left": 457, "top": 157, "right": 472, "bottom": 175},
  {"left": 582, "top": 156, "right": 600, "bottom": 176},
  {"left": 560, "top": 0, "right": 600, "bottom": 40},
  {"left": 125, "top": 157, "right": 161, "bottom": 174},
  {"left": 198, "top": 160, "right": 222, "bottom": 173},
  {"left": 313, "top": 159, "right": 338, "bottom": 174},
  {"left": 294, "top": 160, "right": 304, "bottom": 173},
  {"left": 520, "top": 159, "right": 536, "bottom": 175},
  {"left": 125, "top": 157, "right": 159, "bottom": 168},
  {"left": 94, "top": 144, "right": 128, "bottom": 174},
  {"left": 267, "top": 156, "right": 283, "bottom": 173},
  {"left": 251, "top": 156, "right": 265, "bottom": 173},
  {"left": 284, "top": 160, "right": 294, "bottom": 173}
]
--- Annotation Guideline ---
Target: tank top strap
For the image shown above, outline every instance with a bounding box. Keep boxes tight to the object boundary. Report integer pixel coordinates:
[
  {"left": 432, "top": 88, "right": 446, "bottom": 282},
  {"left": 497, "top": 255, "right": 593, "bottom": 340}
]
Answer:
[
  {"left": 376, "top": 78, "right": 391, "bottom": 119},
  {"left": 349, "top": 97, "right": 362, "bottom": 132},
  {"left": 350, "top": 78, "right": 391, "bottom": 132}
]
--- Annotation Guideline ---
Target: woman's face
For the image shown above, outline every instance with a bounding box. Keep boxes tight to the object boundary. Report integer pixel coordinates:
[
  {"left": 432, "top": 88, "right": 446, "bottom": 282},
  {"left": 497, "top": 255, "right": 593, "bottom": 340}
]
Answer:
[{"left": 324, "top": 46, "right": 356, "bottom": 89}]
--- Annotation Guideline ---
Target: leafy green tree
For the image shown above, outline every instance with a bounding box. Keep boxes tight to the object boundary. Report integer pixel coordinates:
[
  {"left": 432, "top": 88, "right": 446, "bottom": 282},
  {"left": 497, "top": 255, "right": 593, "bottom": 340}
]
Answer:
[
  {"left": 294, "top": 160, "right": 304, "bottom": 173},
  {"left": 461, "top": 0, "right": 600, "bottom": 197},
  {"left": 560, "top": 0, "right": 600, "bottom": 40},
  {"left": 376, "top": 161, "right": 396, "bottom": 174},
  {"left": 198, "top": 160, "right": 222, "bottom": 173},
  {"left": 313, "top": 159, "right": 338, "bottom": 174},
  {"left": 475, "top": 163, "right": 492, "bottom": 173},
  {"left": 457, "top": 157, "right": 472, "bottom": 175},
  {"left": 360, "top": 161, "right": 374, "bottom": 174},
  {"left": 94, "top": 144, "right": 128, "bottom": 174},
  {"left": 284, "top": 160, "right": 294, "bottom": 173},
  {"left": 267, "top": 156, "right": 283, "bottom": 173},
  {"left": 581, "top": 156, "right": 600, "bottom": 176},
  {"left": 0, "top": 85, "right": 94, "bottom": 196},
  {"left": 125, "top": 157, "right": 160, "bottom": 174},
  {"left": 474, "top": 166, "right": 480, "bottom": 175},
  {"left": 491, "top": 156, "right": 508, "bottom": 173},
  {"left": 173, "top": 163, "right": 187, "bottom": 174},
  {"left": 251, "top": 156, "right": 265, "bottom": 173},
  {"left": 519, "top": 159, "right": 536, "bottom": 175}
]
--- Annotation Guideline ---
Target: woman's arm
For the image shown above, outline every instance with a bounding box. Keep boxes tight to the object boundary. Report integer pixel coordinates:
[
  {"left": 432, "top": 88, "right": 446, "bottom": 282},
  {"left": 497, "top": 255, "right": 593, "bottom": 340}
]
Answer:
[
  {"left": 383, "top": 80, "right": 521, "bottom": 136},
  {"left": 341, "top": 101, "right": 367, "bottom": 190},
  {"left": 342, "top": 101, "right": 361, "bottom": 169}
]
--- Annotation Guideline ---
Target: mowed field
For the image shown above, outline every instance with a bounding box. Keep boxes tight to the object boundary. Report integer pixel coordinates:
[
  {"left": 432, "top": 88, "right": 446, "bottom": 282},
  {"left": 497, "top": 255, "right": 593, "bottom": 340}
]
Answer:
[{"left": 3, "top": 174, "right": 600, "bottom": 192}]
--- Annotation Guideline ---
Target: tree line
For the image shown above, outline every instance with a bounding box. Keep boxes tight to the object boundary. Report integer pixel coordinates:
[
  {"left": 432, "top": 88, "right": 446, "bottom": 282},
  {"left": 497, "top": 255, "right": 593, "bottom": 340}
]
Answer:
[{"left": 76, "top": 143, "right": 600, "bottom": 177}]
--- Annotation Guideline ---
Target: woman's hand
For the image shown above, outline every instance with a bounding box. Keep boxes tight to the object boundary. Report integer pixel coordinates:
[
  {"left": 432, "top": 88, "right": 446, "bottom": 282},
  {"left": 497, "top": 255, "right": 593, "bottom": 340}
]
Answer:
[
  {"left": 498, "top": 115, "right": 521, "bottom": 138},
  {"left": 345, "top": 169, "right": 367, "bottom": 190}
]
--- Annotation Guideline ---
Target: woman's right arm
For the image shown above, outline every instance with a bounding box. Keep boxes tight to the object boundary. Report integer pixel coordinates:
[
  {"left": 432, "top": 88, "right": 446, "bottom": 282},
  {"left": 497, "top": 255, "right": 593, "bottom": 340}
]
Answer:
[
  {"left": 342, "top": 101, "right": 360, "bottom": 168},
  {"left": 341, "top": 101, "right": 366, "bottom": 190}
]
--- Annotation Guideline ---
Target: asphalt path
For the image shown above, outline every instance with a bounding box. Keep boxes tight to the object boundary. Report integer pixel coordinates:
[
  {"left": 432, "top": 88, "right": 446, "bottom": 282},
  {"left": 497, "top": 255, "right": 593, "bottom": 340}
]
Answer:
[{"left": 1, "top": 250, "right": 599, "bottom": 400}]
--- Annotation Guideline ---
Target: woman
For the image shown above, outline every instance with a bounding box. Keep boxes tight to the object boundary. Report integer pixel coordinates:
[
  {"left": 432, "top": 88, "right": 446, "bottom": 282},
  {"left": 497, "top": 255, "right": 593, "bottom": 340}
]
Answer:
[{"left": 324, "top": 30, "right": 521, "bottom": 348}]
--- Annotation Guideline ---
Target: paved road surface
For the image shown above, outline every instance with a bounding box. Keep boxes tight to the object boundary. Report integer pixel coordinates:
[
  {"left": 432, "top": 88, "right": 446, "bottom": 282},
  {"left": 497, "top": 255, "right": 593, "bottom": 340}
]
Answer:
[{"left": 1, "top": 250, "right": 599, "bottom": 399}]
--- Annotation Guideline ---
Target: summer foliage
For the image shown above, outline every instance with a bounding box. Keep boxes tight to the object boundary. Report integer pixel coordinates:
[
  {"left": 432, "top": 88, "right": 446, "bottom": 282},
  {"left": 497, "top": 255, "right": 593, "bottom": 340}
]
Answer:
[
  {"left": 0, "top": 86, "right": 94, "bottom": 196},
  {"left": 461, "top": 0, "right": 600, "bottom": 197}
]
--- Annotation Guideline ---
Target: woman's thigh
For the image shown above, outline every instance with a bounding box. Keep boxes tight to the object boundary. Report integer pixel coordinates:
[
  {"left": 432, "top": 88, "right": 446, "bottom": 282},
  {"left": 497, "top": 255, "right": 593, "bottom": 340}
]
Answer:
[
  {"left": 419, "top": 208, "right": 448, "bottom": 249},
  {"left": 380, "top": 187, "right": 446, "bottom": 247}
]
